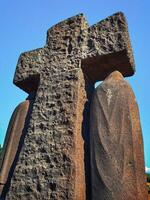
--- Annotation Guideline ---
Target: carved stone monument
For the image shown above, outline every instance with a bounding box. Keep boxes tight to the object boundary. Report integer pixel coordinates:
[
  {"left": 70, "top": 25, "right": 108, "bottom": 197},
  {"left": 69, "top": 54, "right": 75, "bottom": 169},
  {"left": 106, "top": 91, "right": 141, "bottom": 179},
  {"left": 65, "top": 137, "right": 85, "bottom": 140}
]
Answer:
[
  {"left": 90, "top": 71, "right": 147, "bottom": 200},
  {"left": 0, "top": 93, "right": 35, "bottom": 196},
  {"left": 0, "top": 12, "right": 147, "bottom": 199}
]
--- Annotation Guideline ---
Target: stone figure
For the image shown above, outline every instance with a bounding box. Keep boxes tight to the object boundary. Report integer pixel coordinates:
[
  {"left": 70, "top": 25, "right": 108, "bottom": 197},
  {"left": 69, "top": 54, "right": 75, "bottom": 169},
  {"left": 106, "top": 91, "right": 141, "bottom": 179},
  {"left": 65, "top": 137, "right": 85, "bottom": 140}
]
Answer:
[
  {"left": 0, "top": 93, "right": 34, "bottom": 197},
  {"left": 90, "top": 71, "right": 147, "bottom": 200},
  {"left": 1, "top": 12, "right": 145, "bottom": 200}
]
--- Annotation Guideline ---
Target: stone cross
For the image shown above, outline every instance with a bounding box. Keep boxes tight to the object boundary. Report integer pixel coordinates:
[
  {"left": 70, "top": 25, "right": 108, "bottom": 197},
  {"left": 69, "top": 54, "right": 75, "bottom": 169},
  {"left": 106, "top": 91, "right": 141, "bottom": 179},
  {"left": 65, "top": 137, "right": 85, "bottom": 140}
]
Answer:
[{"left": 3, "top": 12, "right": 134, "bottom": 199}]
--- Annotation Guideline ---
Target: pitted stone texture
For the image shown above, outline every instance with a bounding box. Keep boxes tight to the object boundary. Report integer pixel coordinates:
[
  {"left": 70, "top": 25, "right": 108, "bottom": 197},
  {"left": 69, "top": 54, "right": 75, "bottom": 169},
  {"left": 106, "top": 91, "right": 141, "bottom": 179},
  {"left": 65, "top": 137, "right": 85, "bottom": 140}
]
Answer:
[
  {"left": 82, "top": 12, "right": 135, "bottom": 82},
  {"left": 90, "top": 71, "right": 147, "bottom": 200},
  {"left": 7, "top": 70, "right": 93, "bottom": 200},
  {"left": 14, "top": 12, "right": 135, "bottom": 94},
  {"left": 5, "top": 12, "right": 135, "bottom": 200},
  {"left": 14, "top": 14, "right": 89, "bottom": 93},
  {"left": 0, "top": 100, "right": 30, "bottom": 195},
  {"left": 6, "top": 14, "right": 94, "bottom": 200},
  {"left": 14, "top": 48, "right": 43, "bottom": 93}
]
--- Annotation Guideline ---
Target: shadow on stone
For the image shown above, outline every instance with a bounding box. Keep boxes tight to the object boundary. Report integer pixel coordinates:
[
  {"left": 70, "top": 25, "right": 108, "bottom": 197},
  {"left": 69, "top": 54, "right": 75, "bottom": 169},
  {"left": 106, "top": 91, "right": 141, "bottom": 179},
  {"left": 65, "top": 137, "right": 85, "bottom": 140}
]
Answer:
[{"left": 81, "top": 74, "right": 94, "bottom": 200}]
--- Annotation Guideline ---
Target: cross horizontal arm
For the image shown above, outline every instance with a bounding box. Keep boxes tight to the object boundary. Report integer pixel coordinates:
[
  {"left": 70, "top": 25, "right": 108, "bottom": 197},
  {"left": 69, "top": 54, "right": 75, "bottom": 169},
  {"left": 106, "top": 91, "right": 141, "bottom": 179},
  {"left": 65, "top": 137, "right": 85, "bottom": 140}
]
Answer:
[{"left": 82, "top": 12, "right": 135, "bottom": 82}]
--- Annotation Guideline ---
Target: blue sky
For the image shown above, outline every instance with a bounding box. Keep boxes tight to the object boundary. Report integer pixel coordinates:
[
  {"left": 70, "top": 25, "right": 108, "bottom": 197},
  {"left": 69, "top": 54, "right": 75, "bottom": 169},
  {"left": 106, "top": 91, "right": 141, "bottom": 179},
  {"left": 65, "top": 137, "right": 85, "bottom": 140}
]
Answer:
[{"left": 0, "top": 0, "right": 150, "bottom": 170}]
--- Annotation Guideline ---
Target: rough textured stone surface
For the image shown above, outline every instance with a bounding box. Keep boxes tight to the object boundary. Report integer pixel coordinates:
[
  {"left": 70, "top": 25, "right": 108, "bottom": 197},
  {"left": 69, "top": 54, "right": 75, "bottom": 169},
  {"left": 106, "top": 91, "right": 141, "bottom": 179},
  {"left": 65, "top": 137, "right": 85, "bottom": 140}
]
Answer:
[
  {"left": 2, "top": 12, "right": 135, "bottom": 200},
  {"left": 6, "top": 14, "right": 93, "bottom": 200},
  {"left": 82, "top": 12, "right": 135, "bottom": 82},
  {"left": 90, "top": 71, "right": 147, "bottom": 200},
  {"left": 0, "top": 94, "right": 34, "bottom": 198},
  {"left": 0, "top": 100, "right": 30, "bottom": 192},
  {"left": 14, "top": 12, "right": 134, "bottom": 94}
]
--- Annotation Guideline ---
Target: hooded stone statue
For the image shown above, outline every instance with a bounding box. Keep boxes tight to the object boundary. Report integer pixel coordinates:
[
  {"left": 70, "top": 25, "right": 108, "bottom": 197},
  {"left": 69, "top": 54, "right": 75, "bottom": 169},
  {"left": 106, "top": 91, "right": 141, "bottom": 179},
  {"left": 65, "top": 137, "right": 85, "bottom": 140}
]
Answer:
[
  {"left": 90, "top": 71, "right": 147, "bottom": 200},
  {"left": 0, "top": 93, "right": 34, "bottom": 197}
]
